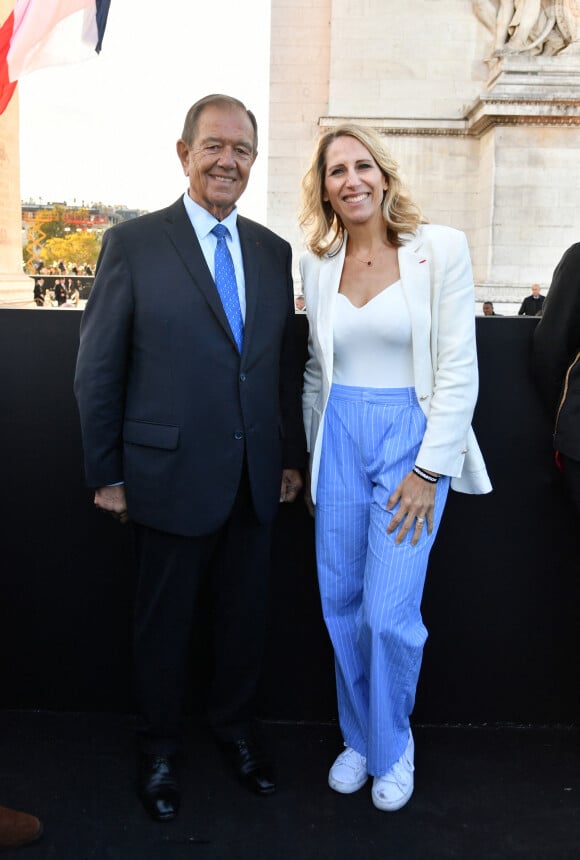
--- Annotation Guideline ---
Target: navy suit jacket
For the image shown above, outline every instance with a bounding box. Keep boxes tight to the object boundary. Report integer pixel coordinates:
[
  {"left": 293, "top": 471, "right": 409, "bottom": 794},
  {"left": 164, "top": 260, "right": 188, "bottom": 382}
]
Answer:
[{"left": 74, "top": 198, "right": 306, "bottom": 536}]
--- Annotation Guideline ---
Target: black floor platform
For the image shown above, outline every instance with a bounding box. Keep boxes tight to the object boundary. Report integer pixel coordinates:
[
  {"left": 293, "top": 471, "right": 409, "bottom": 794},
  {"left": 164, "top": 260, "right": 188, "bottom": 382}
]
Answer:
[{"left": 1, "top": 712, "right": 578, "bottom": 859}]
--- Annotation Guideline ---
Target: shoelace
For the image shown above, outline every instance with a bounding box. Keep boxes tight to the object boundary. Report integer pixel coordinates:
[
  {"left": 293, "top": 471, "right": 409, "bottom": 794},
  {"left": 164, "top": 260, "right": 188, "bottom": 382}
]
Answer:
[
  {"left": 338, "top": 748, "right": 366, "bottom": 771},
  {"left": 375, "top": 755, "right": 414, "bottom": 793}
]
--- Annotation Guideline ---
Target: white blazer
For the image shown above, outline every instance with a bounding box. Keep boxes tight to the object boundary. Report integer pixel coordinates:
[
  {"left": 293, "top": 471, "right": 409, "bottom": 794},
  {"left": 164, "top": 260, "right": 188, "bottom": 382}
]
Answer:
[{"left": 301, "top": 224, "right": 492, "bottom": 503}]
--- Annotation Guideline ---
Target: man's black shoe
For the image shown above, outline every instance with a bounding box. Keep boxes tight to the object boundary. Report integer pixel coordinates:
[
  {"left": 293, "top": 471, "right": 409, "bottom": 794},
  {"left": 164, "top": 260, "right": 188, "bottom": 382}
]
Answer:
[
  {"left": 220, "top": 737, "right": 276, "bottom": 795},
  {"left": 138, "top": 754, "right": 180, "bottom": 821}
]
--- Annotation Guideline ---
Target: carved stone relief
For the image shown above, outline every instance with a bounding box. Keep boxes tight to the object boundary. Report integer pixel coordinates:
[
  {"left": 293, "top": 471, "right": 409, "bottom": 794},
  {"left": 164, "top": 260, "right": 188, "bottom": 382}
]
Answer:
[{"left": 473, "top": 0, "right": 580, "bottom": 56}]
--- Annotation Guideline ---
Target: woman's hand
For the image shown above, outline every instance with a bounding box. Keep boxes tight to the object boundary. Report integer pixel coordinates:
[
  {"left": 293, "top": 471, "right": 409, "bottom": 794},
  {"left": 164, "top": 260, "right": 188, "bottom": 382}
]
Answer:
[{"left": 386, "top": 471, "right": 437, "bottom": 546}]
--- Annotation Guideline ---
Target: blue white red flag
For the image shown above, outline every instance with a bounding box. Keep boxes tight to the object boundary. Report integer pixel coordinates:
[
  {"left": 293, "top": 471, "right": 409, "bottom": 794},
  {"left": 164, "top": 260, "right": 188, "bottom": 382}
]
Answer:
[{"left": 0, "top": 0, "right": 111, "bottom": 114}]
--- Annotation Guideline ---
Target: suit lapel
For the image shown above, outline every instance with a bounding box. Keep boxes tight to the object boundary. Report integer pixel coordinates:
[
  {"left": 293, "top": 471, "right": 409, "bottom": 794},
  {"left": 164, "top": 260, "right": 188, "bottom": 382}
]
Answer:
[
  {"left": 317, "top": 242, "right": 346, "bottom": 382},
  {"left": 398, "top": 229, "right": 432, "bottom": 384},
  {"left": 237, "top": 217, "right": 261, "bottom": 355}
]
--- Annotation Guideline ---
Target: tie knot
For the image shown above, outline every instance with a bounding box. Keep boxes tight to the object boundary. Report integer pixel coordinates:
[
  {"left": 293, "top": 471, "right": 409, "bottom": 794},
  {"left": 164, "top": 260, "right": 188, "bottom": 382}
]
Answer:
[{"left": 212, "top": 223, "right": 229, "bottom": 241}]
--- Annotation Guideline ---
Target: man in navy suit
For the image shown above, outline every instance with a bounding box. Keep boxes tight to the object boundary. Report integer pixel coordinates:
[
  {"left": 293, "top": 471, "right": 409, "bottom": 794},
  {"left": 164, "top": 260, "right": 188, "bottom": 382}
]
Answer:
[{"left": 74, "top": 94, "right": 306, "bottom": 821}]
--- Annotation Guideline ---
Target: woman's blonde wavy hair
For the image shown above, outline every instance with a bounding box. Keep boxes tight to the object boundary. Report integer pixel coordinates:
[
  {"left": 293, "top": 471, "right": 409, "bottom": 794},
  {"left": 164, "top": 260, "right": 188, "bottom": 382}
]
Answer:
[{"left": 299, "top": 124, "right": 424, "bottom": 257}]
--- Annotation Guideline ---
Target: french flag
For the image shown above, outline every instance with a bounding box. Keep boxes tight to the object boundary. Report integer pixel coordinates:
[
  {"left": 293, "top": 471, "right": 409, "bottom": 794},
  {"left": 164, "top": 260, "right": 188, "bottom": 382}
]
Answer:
[{"left": 0, "top": 0, "right": 111, "bottom": 114}]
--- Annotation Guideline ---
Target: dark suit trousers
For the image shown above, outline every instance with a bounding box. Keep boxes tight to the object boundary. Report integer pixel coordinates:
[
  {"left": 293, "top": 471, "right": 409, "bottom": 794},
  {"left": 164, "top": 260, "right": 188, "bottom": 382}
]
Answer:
[{"left": 132, "top": 466, "right": 272, "bottom": 755}]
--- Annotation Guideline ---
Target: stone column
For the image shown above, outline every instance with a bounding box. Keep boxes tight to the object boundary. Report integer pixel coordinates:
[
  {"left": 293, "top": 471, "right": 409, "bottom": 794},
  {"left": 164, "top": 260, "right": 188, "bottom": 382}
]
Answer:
[
  {"left": 0, "top": 0, "right": 33, "bottom": 306},
  {"left": 267, "top": 0, "right": 332, "bottom": 287},
  {"left": 465, "top": 54, "right": 580, "bottom": 304}
]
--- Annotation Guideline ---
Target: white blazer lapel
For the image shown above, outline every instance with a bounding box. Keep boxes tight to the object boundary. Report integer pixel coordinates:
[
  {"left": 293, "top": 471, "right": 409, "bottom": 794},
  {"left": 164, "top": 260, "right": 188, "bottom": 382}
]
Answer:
[
  {"left": 398, "top": 233, "right": 433, "bottom": 402},
  {"left": 316, "top": 242, "right": 346, "bottom": 385}
]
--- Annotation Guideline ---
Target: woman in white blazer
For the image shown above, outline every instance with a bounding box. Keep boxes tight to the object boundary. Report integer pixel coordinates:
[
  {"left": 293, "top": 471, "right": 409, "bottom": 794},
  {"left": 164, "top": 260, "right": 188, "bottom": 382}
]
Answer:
[{"left": 299, "top": 124, "right": 491, "bottom": 812}]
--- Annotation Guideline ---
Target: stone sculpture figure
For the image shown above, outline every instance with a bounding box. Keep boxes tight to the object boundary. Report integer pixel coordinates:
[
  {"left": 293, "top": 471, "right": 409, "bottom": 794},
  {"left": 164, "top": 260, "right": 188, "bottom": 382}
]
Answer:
[{"left": 473, "top": 0, "right": 580, "bottom": 55}]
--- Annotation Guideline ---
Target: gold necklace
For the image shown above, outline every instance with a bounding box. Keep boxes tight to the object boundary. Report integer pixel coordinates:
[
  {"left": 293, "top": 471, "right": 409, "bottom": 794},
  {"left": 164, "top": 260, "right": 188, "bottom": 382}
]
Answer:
[{"left": 347, "top": 252, "right": 374, "bottom": 267}]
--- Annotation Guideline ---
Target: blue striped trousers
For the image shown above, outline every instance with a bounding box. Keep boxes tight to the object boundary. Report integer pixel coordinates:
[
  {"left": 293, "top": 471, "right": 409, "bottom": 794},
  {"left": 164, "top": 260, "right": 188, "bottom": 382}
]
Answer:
[{"left": 315, "top": 384, "right": 450, "bottom": 775}]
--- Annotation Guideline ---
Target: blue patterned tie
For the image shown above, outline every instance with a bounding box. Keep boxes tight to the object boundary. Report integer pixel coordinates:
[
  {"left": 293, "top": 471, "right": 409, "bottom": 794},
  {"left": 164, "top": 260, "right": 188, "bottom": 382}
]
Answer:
[{"left": 211, "top": 223, "right": 244, "bottom": 352}]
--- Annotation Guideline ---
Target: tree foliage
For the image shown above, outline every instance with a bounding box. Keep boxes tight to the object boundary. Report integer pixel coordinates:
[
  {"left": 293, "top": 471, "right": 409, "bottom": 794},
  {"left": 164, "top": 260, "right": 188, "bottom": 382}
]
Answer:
[
  {"left": 41, "top": 232, "right": 102, "bottom": 267},
  {"left": 35, "top": 206, "right": 69, "bottom": 241},
  {"left": 23, "top": 204, "right": 102, "bottom": 271}
]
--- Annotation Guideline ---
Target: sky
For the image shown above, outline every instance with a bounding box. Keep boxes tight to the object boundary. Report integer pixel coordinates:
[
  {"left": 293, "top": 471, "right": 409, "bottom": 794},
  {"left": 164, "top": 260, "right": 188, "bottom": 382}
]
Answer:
[{"left": 17, "top": 0, "right": 271, "bottom": 221}]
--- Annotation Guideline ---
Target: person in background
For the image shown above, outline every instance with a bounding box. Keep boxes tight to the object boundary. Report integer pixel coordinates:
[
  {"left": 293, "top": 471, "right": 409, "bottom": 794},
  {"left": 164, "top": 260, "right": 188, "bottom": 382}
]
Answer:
[
  {"left": 68, "top": 282, "right": 80, "bottom": 308},
  {"left": 518, "top": 283, "right": 545, "bottom": 316},
  {"left": 294, "top": 293, "right": 306, "bottom": 312},
  {"left": 482, "top": 300, "right": 501, "bottom": 316},
  {"left": 533, "top": 243, "right": 580, "bottom": 515},
  {"left": 33, "top": 278, "right": 45, "bottom": 307},
  {"left": 74, "top": 94, "right": 305, "bottom": 822},
  {"left": 54, "top": 279, "right": 67, "bottom": 307},
  {"left": 299, "top": 123, "right": 491, "bottom": 812},
  {"left": 43, "top": 285, "right": 54, "bottom": 307}
]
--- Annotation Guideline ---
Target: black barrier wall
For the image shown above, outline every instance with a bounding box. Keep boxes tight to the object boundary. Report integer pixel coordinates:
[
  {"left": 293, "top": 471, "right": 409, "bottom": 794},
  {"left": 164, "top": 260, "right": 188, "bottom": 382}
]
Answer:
[{"left": 1, "top": 310, "right": 578, "bottom": 725}]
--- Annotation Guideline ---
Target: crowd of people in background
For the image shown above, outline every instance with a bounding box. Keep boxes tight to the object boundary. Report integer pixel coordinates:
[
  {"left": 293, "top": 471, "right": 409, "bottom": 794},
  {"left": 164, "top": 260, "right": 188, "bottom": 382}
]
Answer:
[
  {"left": 31, "top": 260, "right": 94, "bottom": 308},
  {"left": 33, "top": 277, "right": 82, "bottom": 308},
  {"left": 29, "top": 259, "right": 94, "bottom": 278}
]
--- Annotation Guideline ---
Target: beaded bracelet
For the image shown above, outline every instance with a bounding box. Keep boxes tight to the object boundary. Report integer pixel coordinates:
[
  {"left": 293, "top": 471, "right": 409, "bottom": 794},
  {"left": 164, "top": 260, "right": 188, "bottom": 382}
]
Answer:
[{"left": 413, "top": 465, "right": 439, "bottom": 484}]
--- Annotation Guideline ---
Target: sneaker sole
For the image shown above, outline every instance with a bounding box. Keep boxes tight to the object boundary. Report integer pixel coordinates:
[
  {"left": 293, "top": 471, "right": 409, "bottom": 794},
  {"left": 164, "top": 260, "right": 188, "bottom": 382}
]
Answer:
[
  {"left": 371, "top": 784, "right": 413, "bottom": 811},
  {"left": 328, "top": 773, "right": 368, "bottom": 794}
]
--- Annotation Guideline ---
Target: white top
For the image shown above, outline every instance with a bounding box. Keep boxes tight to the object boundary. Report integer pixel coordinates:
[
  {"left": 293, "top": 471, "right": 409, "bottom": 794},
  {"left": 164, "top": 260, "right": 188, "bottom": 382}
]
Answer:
[{"left": 332, "top": 280, "right": 414, "bottom": 388}]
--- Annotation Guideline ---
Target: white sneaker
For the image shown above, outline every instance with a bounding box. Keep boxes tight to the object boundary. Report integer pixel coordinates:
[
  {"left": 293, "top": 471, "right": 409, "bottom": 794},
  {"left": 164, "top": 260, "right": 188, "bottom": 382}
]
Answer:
[
  {"left": 328, "top": 745, "right": 368, "bottom": 794},
  {"left": 371, "top": 730, "right": 415, "bottom": 811}
]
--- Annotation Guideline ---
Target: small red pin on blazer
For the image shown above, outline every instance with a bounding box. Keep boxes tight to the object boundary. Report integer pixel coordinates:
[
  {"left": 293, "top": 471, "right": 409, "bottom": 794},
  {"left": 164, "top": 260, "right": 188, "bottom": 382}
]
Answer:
[{"left": 419, "top": 258, "right": 427, "bottom": 264}]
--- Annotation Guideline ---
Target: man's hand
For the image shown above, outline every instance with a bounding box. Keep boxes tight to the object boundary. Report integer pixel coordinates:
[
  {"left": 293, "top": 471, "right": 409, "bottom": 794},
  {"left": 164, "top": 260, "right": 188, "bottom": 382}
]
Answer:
[
  {"left": 303, "top": 469, "right": 315, "bottom": 518},
  {"left": 94, "top": 485, "right": 129, "bottom": 525},
  {"left": 279, "top": 469, "right": 303, "bottom": 503}
]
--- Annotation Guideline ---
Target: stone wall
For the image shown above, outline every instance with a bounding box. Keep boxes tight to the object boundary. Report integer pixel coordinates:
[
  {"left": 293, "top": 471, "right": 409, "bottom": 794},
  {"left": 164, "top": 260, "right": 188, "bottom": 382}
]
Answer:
[
  {"left": 268, "top": 0, "right": 332, "bottom": 264},
  {"left": 268, "top": 0, "right": 580, "bottom": 309}
]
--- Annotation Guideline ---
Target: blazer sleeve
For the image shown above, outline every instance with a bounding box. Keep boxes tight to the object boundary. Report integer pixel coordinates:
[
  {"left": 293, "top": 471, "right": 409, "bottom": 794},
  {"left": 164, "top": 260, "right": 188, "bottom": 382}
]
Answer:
[{"left": 74, "top": 227, "right": 134, "bottom": 487}]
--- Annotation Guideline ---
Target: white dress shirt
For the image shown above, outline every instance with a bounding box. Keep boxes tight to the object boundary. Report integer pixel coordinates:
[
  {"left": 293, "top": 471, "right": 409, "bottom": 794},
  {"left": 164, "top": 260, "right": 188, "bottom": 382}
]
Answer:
[{"left": 182, "top": 191, "right": 246, "bottom": 320}]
